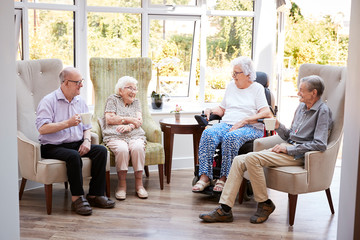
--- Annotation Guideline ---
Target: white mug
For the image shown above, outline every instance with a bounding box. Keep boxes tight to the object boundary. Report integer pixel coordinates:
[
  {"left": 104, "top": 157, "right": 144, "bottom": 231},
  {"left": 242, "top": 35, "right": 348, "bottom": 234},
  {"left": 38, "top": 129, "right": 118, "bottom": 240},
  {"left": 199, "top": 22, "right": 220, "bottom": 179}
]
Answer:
[
  {"left": 80, "top": 112, "right": 92, "bottom": 125},
  {"left": 263, "top": 118, "right": 276, "bottom": 131}
]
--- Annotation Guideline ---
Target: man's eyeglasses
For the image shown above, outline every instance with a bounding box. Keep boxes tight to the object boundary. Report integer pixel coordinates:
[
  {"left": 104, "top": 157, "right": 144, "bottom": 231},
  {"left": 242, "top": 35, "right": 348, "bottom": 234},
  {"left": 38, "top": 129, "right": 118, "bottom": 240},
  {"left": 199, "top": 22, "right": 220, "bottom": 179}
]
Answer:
[
  {"left": 124, "top": 86, "right": 138, "bottom": 92},
  {"left": 232, "top": 71, "right": 243, "bottom": 77},
  {"left": 67, "top": 79, "right": 84, "bottom": 86}
]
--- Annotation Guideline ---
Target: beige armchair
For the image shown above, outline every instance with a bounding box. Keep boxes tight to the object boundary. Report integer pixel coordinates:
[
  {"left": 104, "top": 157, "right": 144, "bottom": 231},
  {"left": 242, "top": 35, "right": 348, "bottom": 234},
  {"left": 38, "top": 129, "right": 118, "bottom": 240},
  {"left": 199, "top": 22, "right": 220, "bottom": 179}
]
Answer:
[
  {"left": 16, "top": 59, "right": 110, "bottom": 215},
  {"left": 89, "top": 57, "right": 164, "bottom": 189},
  {"left": 242, "top": 63, "right": 346, "bottom": 226}
]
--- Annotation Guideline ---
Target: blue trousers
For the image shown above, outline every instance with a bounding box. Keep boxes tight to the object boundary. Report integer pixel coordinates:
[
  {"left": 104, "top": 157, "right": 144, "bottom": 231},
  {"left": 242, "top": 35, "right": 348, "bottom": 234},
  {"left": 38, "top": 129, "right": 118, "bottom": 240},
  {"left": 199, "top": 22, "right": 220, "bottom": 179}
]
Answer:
[{"left": 198, "top": 123, "right": 263, "bottom": 179}]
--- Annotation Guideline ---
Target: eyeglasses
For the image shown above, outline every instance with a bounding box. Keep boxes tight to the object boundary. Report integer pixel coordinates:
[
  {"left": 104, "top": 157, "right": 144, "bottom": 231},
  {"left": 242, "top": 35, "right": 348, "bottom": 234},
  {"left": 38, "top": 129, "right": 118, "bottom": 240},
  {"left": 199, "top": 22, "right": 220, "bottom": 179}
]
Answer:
[
  {"left": 124, "top": 86, "right": 138, "bottom": 92},
  {"left": 67, "top": 78, "right": 84, "bottom": 86},
  {"left": 232, "top": 71, "right": 243, "bottom": 77}
]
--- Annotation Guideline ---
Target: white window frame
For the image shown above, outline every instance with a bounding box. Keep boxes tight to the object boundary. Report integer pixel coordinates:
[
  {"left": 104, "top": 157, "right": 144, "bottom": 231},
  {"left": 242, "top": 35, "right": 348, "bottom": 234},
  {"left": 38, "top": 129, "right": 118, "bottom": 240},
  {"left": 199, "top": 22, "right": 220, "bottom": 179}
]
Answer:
[{"left": 14, "top": 0, "right": 260, "bottom": 112}]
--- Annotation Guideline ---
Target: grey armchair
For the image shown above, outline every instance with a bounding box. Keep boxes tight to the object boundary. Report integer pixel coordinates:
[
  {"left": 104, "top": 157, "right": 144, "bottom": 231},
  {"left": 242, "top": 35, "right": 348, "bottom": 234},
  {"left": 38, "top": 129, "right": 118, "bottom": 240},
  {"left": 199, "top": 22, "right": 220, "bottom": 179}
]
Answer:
[{"left": 16, "top": 59, "right": 110, "bottom": 214}]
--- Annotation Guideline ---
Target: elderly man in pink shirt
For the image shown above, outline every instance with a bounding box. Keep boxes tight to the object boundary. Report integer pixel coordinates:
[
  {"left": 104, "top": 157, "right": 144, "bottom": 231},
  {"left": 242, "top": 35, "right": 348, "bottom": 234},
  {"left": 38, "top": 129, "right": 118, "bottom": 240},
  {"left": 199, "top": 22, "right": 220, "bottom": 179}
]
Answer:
[{"left": 36, "top": 67, "right": 115, "bottom": 216}]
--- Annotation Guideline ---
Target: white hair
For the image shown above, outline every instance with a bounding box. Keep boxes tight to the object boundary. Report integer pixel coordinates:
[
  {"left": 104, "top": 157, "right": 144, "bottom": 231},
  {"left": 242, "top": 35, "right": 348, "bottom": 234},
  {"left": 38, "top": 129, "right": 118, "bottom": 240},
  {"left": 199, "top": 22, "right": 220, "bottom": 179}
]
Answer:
[
  {"left": 231, "top": 56, "right": 256, "bottom": 81},
  {"left": 114, "top": 76, "right": 138, "bottom": 94}
]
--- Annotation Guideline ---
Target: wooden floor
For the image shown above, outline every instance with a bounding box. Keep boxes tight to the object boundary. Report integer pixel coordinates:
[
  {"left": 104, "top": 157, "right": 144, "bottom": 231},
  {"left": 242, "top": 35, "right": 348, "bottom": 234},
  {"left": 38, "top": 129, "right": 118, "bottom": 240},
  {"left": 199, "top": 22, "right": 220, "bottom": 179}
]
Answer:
[{"left": 19, "top": 167, "right": 340, "bottom": 240}]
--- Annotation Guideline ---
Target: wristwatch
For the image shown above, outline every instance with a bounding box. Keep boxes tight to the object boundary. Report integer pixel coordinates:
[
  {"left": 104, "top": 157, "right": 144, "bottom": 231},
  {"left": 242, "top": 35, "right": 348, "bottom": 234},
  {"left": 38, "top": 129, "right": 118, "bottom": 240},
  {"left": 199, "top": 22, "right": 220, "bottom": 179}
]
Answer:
[{"left": 84, "top": 138, "right": 91, "bottom": 143}]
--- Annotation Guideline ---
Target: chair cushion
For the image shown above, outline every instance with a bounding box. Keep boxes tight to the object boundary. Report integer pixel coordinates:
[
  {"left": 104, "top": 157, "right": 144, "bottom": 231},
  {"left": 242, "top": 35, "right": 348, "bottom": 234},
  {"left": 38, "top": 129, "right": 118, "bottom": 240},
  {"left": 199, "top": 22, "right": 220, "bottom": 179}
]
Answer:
[
  {"left": 264, "top": 166, "right": 308, "bottom": 195},
  {"left": 36, "top": 158, "right": 92, "bottom": 185}
]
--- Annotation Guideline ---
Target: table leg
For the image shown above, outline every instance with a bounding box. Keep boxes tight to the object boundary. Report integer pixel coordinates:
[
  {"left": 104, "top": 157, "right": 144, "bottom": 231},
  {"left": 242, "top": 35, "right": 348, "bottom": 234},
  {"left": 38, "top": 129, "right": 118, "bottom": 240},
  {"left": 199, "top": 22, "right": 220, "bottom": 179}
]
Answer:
[
  {"left": 192, "top": 128, "right": 204, "bottom": 168},
  {"left": 163, "top": 128, "right": 174, "bottom": 184}
]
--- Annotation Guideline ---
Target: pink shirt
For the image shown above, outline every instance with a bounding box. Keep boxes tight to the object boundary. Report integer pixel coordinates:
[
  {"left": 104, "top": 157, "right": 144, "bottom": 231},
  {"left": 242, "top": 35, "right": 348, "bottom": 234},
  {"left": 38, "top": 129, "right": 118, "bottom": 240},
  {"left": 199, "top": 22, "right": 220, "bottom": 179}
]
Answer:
[{"left": 36, "top": 87, "right": 91, "bottom": 145}]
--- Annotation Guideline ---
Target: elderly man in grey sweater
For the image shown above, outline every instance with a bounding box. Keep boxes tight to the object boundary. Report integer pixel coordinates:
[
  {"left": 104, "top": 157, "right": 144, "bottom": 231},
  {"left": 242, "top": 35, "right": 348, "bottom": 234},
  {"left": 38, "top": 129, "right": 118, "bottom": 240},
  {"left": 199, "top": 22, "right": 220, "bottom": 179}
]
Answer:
[{"left": 199, "top": 75, "right": 333, "bottom": 224}]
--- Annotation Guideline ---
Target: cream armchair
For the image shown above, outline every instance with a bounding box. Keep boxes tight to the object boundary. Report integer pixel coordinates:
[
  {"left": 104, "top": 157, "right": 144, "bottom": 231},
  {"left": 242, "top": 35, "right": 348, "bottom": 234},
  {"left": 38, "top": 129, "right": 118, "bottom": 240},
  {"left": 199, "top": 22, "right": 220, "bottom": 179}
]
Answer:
[
  {"left": 89, "top": 57, "right": 165, "bottom": 189},
  {"left": 246, "top": 63, "right": 346, "bottom": 226},
  {"left": 16, "top": 59, "right": 110, "bottom": 215}
]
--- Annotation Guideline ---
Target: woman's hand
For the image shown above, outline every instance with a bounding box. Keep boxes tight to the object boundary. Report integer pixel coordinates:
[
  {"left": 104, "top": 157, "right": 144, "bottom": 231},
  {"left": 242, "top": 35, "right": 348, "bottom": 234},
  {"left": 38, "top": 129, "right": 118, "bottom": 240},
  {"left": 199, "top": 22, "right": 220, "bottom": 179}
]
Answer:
[
  {"left": 230, "top": 119, "right": 249, "bottom": 131},
  {"left": 116, "top": 125, "right": 133, "bottom": 133}
]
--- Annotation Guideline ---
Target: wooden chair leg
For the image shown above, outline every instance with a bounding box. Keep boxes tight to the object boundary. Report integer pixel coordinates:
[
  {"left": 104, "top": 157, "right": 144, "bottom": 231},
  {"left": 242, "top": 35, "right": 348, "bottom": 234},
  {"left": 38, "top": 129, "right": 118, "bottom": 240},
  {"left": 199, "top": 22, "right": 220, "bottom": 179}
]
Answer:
[
  {"left": 64, "top": 182, "right": 68, "bottom": 190},
  {"left": 144, "top": 166, "right": 150, "bottom": 177},
  {"left": 288, "top": 194, "right": 298, "bottom": 226},
  {"left": 45, "top": 184, "right": 53, "bottom": 215},
  {"left": 19, "top": 178, "right": 27, "bottom": 200},
  {"left": 238, "top": 179, "right": 247, "bottom": 204},
  {"left": 158, "top": 164, "right": 164, "bottom": 190},
  {"left": 106, "top": 170, "right": 111, "bottom": 197},
  {"left": 325, "top": 188, "right": 335, "bottom": 214}
]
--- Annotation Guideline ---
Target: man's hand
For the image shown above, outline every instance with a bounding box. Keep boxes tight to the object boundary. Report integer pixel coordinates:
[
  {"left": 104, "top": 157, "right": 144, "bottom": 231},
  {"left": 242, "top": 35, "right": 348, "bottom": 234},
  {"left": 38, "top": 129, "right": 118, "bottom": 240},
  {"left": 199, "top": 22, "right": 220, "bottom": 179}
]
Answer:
[
  {"left": 78, "top": 140, "right": 91, "bottom": 156},
  {"left": 271, "top": 143, "right": 288, "bottom": 154},
  {"left": 68, "top": 114, "right": 81, "bottom": 127}
]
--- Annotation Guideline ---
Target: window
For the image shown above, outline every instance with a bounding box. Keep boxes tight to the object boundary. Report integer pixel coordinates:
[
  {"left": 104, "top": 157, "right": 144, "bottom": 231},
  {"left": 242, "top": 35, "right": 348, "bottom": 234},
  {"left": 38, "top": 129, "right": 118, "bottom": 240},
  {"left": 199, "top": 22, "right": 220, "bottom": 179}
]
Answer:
[
  {"left": 87, "top": 12, "right": 141, "bottom": 58},
  {"left": 15, "top": 0, "right": 257, "bottom": 106},
  {"left": 87, "top": 0, "right": 141, "bottom": 8},
  {"left": 148, "top": 16, "right": 199, "bottom": 98},
  {"left": 205, "top": 15, "right": 253, "bottom": 102},
  {"left": 28, "top": 9, "right": 74, "bottom": 66}
]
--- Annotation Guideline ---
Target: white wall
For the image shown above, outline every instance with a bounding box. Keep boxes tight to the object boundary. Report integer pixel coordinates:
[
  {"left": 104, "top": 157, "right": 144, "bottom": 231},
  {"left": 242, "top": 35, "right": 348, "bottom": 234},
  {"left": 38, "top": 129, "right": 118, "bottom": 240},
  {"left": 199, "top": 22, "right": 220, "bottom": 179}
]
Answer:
[
  {"left": 0, "top": 0, "right": 20, "bottom": 239},
  {"left": 253, "top": 0, "right": 277, "bottom": 81},
  {"left": 337, "top": 0, "right": 360, "bottom": 238}
]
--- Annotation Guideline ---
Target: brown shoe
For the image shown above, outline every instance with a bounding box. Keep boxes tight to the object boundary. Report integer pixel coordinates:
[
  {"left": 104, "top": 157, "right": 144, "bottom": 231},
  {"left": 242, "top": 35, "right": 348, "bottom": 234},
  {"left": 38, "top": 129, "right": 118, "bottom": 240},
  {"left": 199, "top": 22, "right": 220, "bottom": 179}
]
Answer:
[
  {"left": 199, "top": 206, "right": 233, "bottom": 223},
  {"left": 86, "top": 195, "right": 115, "bottom": 209},
  {"left": 71, "top": 196, "right": 92, "bottom": 216},
  {"left": 250, "top": 199, "right": 276, "bottom": 224}
]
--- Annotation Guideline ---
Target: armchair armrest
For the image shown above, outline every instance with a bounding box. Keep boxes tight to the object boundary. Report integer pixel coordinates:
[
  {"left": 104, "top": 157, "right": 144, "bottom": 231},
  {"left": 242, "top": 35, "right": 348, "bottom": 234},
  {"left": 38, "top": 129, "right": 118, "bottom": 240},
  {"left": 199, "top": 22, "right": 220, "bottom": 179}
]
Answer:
[
  {"left": 90, "top": 132, "right": 99, "bottom": 145},
  {"left": 304, "top": 135, "right": 341, "bottom": 192},
  {"left": 91, "top": 118, "right": 103, "bottom": 144},
  {"left": 142, "top": 118, "right": 162, "bottom": 144},
  {"left": 17, "top": 131, "right": 41, "bottom": 180},
  {"left": 253, "top": 135, "right": 285, "bottom": 152}
]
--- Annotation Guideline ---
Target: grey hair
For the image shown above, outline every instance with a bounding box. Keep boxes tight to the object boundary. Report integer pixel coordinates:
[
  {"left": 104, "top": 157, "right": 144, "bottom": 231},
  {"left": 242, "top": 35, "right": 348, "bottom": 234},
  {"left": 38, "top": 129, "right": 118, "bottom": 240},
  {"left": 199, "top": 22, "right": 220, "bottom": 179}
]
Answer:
[
  {"left": 114, "top": 76, "right": 138, "bottom": 94},
  {"left": 59, "top": 67, "right": 80, "bottom": 84},
  {"left": 231, "top": 56, "right": 256, "bottom": 81},
  {"left": 300, "top": 75, "right": 325, "bottom": 97}
]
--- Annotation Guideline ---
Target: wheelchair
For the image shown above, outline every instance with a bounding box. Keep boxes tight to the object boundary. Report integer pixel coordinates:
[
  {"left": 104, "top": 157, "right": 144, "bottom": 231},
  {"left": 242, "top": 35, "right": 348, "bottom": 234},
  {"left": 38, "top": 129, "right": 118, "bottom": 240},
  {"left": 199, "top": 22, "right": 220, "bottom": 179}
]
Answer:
[{"left": 193, "top": 71, "right": 277, "bottom": 198}]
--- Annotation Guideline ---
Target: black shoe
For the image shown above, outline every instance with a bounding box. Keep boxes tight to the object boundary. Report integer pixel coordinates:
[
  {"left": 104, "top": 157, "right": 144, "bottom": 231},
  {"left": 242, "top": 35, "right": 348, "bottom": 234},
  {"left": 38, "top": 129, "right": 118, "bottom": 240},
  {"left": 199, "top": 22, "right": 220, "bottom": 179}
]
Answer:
[
  {"left": 199, "top": 206, "right": 233, "bottom": 223},
  {"left": 71, "top": 196, "right": 92, "bottom": 216},
  {"left": 86, "top": 195, "right": 115, "bottom": 209},
  {"left": 194, "top": 115, "right": 208, "bottom": 126},
  {"left": 250, "top": 199, "right": 276, "bottom": 224}
]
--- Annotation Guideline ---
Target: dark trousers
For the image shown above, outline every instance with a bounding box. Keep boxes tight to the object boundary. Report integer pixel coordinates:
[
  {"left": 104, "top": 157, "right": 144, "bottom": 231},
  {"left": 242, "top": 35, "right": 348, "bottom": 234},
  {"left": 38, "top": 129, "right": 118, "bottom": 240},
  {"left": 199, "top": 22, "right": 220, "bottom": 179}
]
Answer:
[{"left": 41, "top": 141, "right": 107, "bottom": 196}]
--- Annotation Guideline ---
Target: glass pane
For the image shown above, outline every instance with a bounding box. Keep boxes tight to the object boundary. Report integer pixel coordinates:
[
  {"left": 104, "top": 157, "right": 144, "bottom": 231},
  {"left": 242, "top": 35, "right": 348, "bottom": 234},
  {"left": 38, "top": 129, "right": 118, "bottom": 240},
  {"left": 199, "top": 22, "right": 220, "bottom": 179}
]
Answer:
[
  {"left": 151, "top": 0, "right": 196, "bottom": 6},
  {"left": 149, "top": 18, "right": 196, "bottom": 97},
  {"left": 28, "top": 0, "right": 74, "bottom": 4},
  {"left": 28, "top": 10, "right": 74, "bottom": 66},
  {"left": 17, "top": 27, "right": 23, "bottom": 60},
  {"left": 87, "top": 12, "right": 141, "bottom": 58},
  {"left": 87, "top": 0, "right": 141, "bottom": 7},
  {"left": 207, "top": 0, "right": 253, "bottom": 11},
  {"left": 205, "top": 16, "right": 253, "bottom": 102}
]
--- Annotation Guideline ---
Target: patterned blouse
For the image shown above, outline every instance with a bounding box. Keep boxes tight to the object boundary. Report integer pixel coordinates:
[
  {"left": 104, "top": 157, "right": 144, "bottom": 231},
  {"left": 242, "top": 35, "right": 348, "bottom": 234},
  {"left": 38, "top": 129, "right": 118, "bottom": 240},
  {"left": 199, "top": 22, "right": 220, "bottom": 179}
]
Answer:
[{"left": 101, "top": 94, "right": 146, "bottom": 144}]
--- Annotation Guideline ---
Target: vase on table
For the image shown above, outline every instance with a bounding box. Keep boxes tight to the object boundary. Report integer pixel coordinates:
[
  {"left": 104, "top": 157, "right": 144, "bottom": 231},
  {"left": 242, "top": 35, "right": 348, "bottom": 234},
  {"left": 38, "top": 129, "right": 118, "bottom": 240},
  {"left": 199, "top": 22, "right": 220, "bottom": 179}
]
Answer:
[{"left": 175, "top": 112, "right": 180, "bottom": 121}]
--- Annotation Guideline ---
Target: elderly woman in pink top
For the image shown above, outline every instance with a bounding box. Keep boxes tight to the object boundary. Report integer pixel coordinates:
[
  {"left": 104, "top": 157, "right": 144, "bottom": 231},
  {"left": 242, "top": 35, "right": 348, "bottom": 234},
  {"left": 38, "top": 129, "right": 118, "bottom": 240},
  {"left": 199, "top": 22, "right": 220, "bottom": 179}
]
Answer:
[{"left": 101, "top": 76, "right": 147, "bottom": 200}]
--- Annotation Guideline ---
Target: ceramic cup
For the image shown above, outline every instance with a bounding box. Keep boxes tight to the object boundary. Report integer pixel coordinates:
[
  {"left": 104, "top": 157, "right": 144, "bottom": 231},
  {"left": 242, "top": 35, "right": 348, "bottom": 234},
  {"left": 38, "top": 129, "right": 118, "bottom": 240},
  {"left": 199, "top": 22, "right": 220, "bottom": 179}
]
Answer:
[
  {"left": 263, "top": 118, "right": 276, "bottom": 131},
  {"left": 80, "top": 112, "right": 92, "bottom": 125}
]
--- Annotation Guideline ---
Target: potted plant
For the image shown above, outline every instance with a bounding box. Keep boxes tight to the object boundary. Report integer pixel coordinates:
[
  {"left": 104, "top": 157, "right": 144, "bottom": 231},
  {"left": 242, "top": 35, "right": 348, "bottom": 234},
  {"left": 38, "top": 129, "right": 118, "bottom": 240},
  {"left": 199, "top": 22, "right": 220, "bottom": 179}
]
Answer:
[
  {"left": 151, "top": 91, "right": 165, "bottom": 109},
  {"left": 170, "top": 104, "right": 183, "bottom": 121}
]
